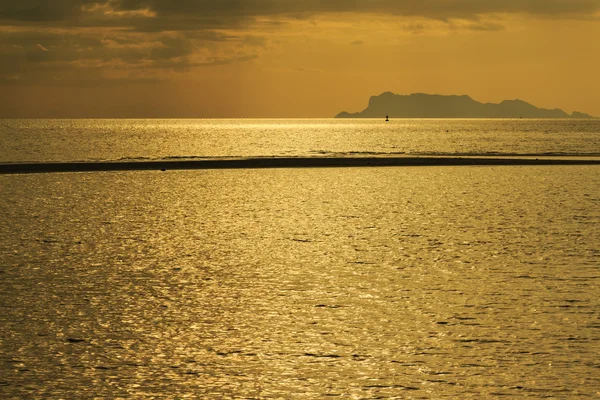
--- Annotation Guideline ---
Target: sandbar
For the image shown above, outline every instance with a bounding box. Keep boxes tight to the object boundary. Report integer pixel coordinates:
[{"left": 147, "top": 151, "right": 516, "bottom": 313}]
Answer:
[{"left": 1, "top": 156, "right": 599, "bottom": 174}]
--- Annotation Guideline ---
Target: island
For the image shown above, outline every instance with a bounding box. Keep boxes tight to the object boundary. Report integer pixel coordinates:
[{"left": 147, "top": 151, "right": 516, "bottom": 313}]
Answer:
[{"left": 336, "top": 92, "right": 595, "bottom": 118}]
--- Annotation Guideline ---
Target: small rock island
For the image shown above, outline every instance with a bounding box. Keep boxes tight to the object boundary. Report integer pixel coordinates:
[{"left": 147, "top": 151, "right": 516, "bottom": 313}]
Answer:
[{"left": 336, "top": 92, "right": 595, "bottom": 118}]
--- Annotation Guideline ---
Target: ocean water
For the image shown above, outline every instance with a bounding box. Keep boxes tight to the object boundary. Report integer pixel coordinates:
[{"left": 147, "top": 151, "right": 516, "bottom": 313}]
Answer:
[
  {"left": 1, "top": 118, "right": 599, "bottom": 163},
  {"left": 1, "top": 120, "right": 599, "bottom": 398}
]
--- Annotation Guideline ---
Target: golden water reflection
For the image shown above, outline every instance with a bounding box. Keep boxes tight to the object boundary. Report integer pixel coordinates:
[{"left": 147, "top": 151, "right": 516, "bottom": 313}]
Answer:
[{"left": 0, "top": 166, "right": 598, "bottom": 398}]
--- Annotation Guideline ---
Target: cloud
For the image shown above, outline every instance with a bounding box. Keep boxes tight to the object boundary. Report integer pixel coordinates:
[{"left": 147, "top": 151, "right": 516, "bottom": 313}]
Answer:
[
  {"left": 2, "top": 1, "right": 600, "bottom": 27},
  {"left": 112, "top": 1, "right": 600, "bottom": 21},
  {"left": 0, "top": 1, "right": 94, "bottom": 22},
  {"left": 0, "top": 27, "right": 262, "bottom": 83},
  {"left": 1, "top": 1, "right": 599, "bottom": 85}
]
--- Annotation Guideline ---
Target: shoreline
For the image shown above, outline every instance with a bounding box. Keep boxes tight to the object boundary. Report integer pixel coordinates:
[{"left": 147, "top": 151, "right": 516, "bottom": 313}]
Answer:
[{"left": 1, "top": 157, "right": 600, "bottom": 174}]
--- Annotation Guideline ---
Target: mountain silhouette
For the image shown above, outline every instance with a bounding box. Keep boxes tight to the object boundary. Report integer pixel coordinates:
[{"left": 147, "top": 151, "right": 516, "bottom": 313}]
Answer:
[{"left": 336, "top": 92, "right": 595, "bottom": 118}]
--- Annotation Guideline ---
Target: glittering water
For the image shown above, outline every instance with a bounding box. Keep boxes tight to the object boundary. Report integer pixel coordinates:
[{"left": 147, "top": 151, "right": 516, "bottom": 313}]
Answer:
[
  {"left": 1, "top": 165, "right": 599, "bottom": 398},
  {"left": 1, "top": 118, "right": 599, "bottom": 163}
]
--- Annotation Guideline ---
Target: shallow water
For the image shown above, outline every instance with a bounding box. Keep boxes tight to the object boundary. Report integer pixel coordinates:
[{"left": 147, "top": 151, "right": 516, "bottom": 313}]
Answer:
[
  {"left": 1, "top": 118, "right": 599, "bottom": 163},
  {"left": 1, "top": 166, "right": 598, "bottom": 398}
]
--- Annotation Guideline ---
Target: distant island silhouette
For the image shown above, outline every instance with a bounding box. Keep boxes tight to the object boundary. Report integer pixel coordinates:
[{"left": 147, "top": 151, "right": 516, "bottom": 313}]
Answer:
[{"left": 336, "top": 92, "right": 595, "bottom": 119}]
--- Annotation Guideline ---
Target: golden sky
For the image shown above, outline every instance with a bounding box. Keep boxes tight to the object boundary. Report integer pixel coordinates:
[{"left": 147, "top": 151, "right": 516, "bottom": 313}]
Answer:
[{"left": 1, "top": 0, "right": 599, "bottom": 117}]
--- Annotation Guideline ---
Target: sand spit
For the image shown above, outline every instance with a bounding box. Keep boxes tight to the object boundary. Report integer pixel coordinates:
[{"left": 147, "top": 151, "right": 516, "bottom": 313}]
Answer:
[{"left": 1, "top": 157, "right": 599, "bottom": 174}]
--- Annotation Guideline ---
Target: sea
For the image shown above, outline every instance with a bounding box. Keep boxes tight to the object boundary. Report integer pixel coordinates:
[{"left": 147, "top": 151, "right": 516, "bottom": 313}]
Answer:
[{"left": 0, "top": 119, "right": 599, "bottom": 399}]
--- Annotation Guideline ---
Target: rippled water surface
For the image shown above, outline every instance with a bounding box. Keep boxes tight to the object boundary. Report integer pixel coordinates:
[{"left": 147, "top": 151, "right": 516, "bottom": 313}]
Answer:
[
  {"left": 1, "top": 166, "right": 599, "bottom": 398},
  {"left": 1, "top": 118, "right": 599, "bottom": 162}
]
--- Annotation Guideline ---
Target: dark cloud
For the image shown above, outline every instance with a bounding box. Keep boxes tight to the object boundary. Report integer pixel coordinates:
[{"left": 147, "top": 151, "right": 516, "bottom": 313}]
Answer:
[
  {"left": 0, "top": 0, "right": 97, "bottom": 22},
  {"left": 0, "top": 25, "right": 262, "bottom": 84},
  {"left": 0, "top": 30, "right": 190, "bottom": 66},
  {"left": 113, "top": 0, "right": 600, "bottom": 20},
  {"left": 1, "top": 0, "right": 600, "bottom": 27}
]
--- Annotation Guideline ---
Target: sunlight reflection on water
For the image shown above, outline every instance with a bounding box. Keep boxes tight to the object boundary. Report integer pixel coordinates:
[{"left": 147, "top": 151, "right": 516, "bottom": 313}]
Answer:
[
  {"left": 1, "top": 118, "right": 599, "bottom": 163},
  {"left": 0, "top": 166, "right": 599, "bottom": 398}
]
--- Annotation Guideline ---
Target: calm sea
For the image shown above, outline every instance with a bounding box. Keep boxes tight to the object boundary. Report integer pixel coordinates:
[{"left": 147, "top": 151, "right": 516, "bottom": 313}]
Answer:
[
  {"left": 1, "top": 118, "right": 600, "bottom": 162},
  {"left": 1, "top": 119, "right": 599, "bottom": 398}
]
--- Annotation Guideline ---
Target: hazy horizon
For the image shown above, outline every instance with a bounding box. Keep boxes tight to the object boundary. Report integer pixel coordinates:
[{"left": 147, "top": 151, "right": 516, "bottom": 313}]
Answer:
[{"left": 1, "top": 1, "right": 600, "bottom": 118}]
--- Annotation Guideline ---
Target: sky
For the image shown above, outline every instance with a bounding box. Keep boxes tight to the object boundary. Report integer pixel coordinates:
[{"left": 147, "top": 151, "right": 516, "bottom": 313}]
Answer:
[{"left": 1, "top": 0, "right": 599, "bottom": 118}]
